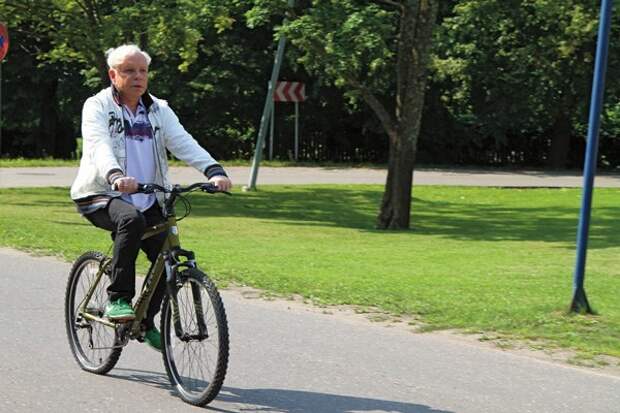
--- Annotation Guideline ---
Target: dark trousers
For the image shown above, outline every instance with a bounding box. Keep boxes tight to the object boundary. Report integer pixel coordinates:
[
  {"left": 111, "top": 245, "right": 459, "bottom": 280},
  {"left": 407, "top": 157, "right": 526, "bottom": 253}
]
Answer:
[{"left": 85, "top": 198, "right": 167, "bottom": 329}]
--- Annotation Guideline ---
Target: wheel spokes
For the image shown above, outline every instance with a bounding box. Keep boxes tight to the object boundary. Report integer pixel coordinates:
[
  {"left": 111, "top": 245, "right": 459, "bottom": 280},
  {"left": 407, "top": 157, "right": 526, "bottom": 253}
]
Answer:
[
  {"left": 167, "top": 278, "right": 220, "bottom": 395},
  {"left": 71, "top": 260, "right": 116, "bottom": 366}
]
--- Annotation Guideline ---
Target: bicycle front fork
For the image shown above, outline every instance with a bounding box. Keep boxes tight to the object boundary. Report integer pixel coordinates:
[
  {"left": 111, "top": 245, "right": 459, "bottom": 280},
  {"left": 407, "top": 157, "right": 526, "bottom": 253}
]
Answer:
[{"left": 164, "top": 248, "right": 209, "bottom": 342}]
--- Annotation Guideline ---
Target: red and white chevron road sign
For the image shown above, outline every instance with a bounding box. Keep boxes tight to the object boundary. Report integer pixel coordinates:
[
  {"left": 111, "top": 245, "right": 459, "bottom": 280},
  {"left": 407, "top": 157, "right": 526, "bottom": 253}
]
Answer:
[{"left": 273, "top": 81, "right": 305, "bottom": 102}]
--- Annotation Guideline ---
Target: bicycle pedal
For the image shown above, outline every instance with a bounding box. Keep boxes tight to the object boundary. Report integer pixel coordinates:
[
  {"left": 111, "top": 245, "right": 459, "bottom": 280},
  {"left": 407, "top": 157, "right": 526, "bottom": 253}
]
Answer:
[{"left": 108, "top": 317, "right": 135, "bottom": 323}]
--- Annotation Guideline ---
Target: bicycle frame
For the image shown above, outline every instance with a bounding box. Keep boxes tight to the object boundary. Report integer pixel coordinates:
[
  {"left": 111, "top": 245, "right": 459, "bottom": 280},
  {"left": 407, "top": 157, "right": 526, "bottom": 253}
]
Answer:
[
  {"left": 75, "top": 182, "right": 226, "bottom": 347},
  {"left": 77, "top": 212, "right": 194, "bottom": 339}
]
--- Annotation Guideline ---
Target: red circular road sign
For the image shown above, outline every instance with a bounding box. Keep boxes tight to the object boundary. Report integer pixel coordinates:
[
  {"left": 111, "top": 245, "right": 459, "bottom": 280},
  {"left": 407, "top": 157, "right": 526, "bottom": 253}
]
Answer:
[{"left": 0, "top": 23, "right": 9, "bottom": 61}]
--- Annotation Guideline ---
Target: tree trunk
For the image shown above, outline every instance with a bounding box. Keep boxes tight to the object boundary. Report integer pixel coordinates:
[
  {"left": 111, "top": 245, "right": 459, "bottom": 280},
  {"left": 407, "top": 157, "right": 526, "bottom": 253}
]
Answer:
[
  {"left": 376, "top": 0, "right": 438, "bottom": 229},
  {"left": 548, "top": 112, "right": 572, "bottom": 169},
  {"left": 377, "top": 131, "right": 415, "bottom": 229}
]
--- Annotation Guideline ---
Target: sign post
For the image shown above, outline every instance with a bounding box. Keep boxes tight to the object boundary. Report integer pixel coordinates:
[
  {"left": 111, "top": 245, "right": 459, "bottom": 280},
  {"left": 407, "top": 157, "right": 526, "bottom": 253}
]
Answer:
[
  {"left": 269, "top": 101, "right": 275, "bottom": 160},
  {"left": 0, "top": 23, "right": 9, "bottom": 157},
  {"left": 273, "top": 81, "right": 305, "bottom": 161},
  {"left": 268, "top": 81, "right": 275, "bottom": 161},
  {"left": 295, "top": 101, "right": 299, "bottom": 160}
]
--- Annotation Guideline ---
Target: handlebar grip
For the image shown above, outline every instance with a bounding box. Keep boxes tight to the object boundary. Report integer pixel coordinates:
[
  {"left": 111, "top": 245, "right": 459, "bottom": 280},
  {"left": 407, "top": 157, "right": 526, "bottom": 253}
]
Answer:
[
  {"left": 200, "top": 183, "right": 232, "bottom": 196},
  {"left": 136, "top": 183, "right": 156, "bottom": 194}
]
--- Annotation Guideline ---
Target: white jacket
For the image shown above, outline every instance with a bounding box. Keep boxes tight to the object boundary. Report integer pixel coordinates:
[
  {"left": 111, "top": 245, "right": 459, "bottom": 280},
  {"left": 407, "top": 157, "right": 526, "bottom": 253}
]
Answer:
[{"left": 70, "top": 87, "right": 222, "bottom": 208}]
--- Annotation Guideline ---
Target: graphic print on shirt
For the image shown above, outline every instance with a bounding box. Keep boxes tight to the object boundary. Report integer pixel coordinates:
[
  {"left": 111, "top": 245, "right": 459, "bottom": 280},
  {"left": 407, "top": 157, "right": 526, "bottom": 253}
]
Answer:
[
  {"left": 122, "top": 103, "right": 157, "bottom": 212},
  {"left": 124, "top": 111, "right": 153, "bottom": 142}
]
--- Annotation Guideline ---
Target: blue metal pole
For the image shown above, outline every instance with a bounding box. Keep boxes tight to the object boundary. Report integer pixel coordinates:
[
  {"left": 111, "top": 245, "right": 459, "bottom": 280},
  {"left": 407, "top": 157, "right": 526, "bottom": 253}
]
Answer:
[{"left": 571, "top": 0, "right": 614, "bottom": 313}]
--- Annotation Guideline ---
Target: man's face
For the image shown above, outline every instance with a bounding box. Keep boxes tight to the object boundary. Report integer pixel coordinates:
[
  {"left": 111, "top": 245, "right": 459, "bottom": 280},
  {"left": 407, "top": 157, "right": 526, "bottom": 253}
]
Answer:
[{"left": 109, "top": 53, "right": 149, "bottom": 101}]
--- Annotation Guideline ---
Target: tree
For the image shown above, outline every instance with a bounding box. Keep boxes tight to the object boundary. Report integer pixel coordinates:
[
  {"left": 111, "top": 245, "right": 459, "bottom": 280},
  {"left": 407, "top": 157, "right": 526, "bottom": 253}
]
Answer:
[
  {"left": 0, "top": 0, "right": 259, "bottom": 157},
  {"left": 245, "top": 0, "right": 439, "bottom": 229},
  {"left": 432, "top": 0, "right": 619, "bottom": 169},
  {"left": 0, "top": 0, "right": 85, "bottom": 157},
  {"left": 5, "top": 0, "right": 221, "bottom": 87}
]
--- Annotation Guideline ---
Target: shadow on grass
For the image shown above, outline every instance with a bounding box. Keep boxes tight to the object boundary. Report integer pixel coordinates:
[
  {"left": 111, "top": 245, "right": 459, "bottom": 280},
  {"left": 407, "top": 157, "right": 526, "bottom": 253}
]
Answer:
[
  {"left": 50, "top": 220, "right": 92, "bottom": 226},
  {"left": 6, "top": 186, "right": 620, "bottom": 249},
  {"left": 188, "top": 187, "right": 620, "bottom": 249},
  {"left": 108, "top": 368, "right": 453, "bottom": 413}
]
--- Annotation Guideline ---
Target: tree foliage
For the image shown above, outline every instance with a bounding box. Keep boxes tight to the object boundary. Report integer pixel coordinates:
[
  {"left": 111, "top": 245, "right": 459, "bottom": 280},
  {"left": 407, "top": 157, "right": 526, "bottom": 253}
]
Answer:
[
  {"left": 245, "top": 0, "right": 439, "bottom": 229},
  {"left": 432, "top": 0, "right": 620, "bottom": 167},
  {"left": 1, "top": 0, "right": 620, "bottom": 174}
]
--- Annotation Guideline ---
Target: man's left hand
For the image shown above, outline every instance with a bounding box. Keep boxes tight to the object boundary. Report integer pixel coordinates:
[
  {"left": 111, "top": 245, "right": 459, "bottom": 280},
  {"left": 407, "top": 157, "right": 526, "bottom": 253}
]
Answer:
[{"left": 208, "top": 176, "right": 232, "bottom": 192}]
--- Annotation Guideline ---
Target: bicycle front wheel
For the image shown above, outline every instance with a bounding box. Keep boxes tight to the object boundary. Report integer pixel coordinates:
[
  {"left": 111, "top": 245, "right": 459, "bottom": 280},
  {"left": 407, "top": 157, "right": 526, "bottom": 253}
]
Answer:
[
  {"left": 65, "top": 251, "right": 122, "bottom": 374},
  {"left": 161, "top": 268, "right": 229, "bottom": 406}
]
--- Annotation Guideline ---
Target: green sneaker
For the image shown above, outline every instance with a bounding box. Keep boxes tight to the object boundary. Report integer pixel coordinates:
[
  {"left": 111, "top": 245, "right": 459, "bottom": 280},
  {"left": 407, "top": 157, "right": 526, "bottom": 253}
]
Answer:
[
  {"left": 144, "top": 327, "right": 162, "bottom": 352},
  {"left": 104, "top": 299, "right": 135, "bottom": 321}
]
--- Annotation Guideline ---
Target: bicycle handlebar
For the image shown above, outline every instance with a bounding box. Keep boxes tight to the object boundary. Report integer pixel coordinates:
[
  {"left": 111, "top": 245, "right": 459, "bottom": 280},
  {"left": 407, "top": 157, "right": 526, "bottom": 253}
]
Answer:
[{"left": 136, "top": 182, "right": 231, "bottom": 196}]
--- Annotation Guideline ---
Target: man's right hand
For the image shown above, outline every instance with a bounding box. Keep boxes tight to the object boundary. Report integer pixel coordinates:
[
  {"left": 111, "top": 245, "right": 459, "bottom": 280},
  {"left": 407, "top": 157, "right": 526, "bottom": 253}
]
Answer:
[{"left": 113, "top": 177, "right": 138, "bottom": 193}]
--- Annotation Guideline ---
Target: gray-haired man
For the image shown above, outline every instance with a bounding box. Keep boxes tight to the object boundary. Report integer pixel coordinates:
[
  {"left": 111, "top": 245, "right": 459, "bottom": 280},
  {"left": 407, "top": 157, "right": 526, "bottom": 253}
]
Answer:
[{"left": 71, "top": 44, "right": 232, "bottom": 351}]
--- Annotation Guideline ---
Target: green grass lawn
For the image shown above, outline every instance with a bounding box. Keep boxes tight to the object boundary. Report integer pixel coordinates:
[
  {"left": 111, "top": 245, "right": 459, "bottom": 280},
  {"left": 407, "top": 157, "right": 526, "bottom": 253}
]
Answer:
[
  {"left": 1, "top": 185, "right": 619, "bottom": 362},
  {"left": 0, "top": 158, "right": 81, "bottom": 167}
]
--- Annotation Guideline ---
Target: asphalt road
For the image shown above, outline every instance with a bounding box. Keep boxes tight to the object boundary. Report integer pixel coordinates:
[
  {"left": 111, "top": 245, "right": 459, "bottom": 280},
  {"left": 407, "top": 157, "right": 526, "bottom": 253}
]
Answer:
[
  {"left": 1, "top": 248, "right": 619, "bottom": 413},
  {"left": 2, "top": 165, "right": 620, "bottom": 188}
]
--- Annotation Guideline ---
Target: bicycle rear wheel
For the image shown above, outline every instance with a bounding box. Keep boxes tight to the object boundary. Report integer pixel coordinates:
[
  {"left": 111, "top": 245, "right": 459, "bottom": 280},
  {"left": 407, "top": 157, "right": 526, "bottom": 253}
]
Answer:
[
  {"left": 65, "top": 251, "right": 122, "bottom": 374},
  {"left": 161, "top": 268, "right": 229, "bottom": 406}
]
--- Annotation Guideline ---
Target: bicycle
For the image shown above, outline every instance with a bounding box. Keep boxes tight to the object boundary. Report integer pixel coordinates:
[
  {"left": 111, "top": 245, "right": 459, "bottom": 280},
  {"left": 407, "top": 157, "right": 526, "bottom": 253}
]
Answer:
[{"left": 64, "top": 182, "right": 230, "bottom": 406}]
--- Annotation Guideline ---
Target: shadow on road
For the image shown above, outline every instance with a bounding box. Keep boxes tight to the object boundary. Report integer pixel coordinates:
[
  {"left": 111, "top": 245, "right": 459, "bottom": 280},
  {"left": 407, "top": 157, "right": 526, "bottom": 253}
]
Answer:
[
  {"left": 215, "top": 386, "right": 455, "bottom": 413},
  {"left": 107, "top": 368, "right": 170, "bottom": 389},
  {"left": 107, "top": 368, "right": 454, "bottom": 413}
]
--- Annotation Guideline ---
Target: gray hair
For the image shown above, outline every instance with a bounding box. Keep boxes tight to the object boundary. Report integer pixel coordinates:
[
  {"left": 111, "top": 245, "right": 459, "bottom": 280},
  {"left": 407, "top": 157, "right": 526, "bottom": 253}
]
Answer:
[{"left": 105, "top": 44, "right": 152, "bottom": 69}]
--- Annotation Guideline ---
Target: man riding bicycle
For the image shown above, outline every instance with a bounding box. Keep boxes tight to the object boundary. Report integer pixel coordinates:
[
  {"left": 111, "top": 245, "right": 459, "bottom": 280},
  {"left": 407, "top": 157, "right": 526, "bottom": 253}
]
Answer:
[{"left": 70, "top": 44, "right": 232, "bottom": 351}]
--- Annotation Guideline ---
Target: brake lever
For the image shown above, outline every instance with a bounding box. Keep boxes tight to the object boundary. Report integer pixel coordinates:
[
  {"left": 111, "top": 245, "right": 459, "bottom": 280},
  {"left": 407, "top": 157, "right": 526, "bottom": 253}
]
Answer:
[{"left": 201, "top": 184, "right": 232, "bottom": 196}]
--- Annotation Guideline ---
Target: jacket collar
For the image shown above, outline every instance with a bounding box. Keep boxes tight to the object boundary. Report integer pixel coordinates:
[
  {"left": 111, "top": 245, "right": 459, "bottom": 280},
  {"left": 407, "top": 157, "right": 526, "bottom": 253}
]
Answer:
[{"left": 111, "top": 85, "right": 155, "bottom": 111}]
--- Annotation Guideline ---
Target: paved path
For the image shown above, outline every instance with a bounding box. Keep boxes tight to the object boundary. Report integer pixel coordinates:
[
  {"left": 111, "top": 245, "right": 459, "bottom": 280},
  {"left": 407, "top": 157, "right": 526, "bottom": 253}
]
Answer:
[
  {"left": 2, "top": 166, "right": 620, "bottom": 188},
  {"left": 1, "top": 248, "right": 619, "bottom": 413}
]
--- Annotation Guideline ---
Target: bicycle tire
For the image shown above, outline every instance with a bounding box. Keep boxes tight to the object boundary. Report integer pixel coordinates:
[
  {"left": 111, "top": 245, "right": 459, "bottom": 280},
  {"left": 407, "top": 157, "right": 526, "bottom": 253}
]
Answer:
[
  {"left": 161, "top": 268, "right": 229, "bottom": 406},
  {"left": 65, "top": 251, "right": 122, "bottom": 374}
]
